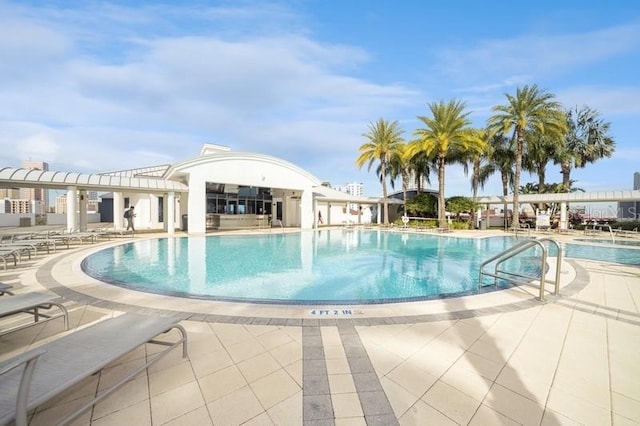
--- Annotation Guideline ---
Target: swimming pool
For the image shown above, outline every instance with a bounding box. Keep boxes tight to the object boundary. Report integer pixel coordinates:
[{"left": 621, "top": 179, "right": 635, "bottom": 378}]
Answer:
[{"left": 82, "top": 230, "right": 541, "bottom": 304}]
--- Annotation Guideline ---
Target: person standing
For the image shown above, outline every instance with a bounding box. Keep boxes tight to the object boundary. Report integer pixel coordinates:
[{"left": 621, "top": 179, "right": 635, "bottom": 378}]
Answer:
[{"left": 125, "top": 206, "right": 136, "bottom": 232}]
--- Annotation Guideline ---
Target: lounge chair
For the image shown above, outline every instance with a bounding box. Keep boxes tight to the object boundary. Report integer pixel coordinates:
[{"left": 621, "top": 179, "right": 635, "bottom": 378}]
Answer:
[
  {"left": 0, "top": 238, "right": 39, "bottom": 257},
  {"left": 0, "top": 283, "right": 13, "bottom": 296},
  {"left": 0, "top": 292, "right": 69, "bottom": 336},
  {"left": 0, "top": 313, "right": 188, "bottom": 426},
  {"left": 0, "top": 248, "right": 20, "bottom": 271},
  {"left": 9, "top": 234, "right": 57, "bottom": 254}
]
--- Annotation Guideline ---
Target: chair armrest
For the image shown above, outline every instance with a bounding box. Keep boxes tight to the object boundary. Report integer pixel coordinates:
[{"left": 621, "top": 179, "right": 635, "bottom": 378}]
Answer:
[{"left": 1, "top": 349, "right": 46, "bottom": 426}]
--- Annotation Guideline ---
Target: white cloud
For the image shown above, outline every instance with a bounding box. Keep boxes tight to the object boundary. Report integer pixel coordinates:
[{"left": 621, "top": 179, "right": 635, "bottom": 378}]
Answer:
[
  {"left": 0, "top": 3, "right": 420, "bottom": 184},
  {"left": 556, "top": 86, "right": 640, "bottom": 116},
  {"left": 17, "top": 134, "right": 60, "bottom": 162},
  {"left": 433, "top": 21, "right": 640, "bottom": 88}
]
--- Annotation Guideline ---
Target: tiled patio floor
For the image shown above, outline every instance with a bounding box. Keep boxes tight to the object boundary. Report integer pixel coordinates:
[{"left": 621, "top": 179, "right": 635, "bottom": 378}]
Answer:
[{"left": 1, "top": 230, "right": 639, "bottom": 425}]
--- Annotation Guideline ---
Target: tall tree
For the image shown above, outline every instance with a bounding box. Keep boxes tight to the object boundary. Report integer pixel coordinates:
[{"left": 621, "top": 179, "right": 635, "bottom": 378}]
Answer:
[
  {"left": 470, "top": 131, "right": 497, "bottom": 226},
  {"left": 555, "top": 106, "right": 615, "bottom": 192},
  {"left": 523, "top": 130, "right": 560, "bottom": 200},
  {"left": 388, "top": 143, "right": 413, "bottom": 216},
  {"left": 410, "top": 99, "right": 485, "bottom": 228},
  {"left": 469, "top": 131, "right": 495, "bottom": 226},
  {"left": 487, "top": 85, "right": 566, "bottom": 227},
  {"left": 488, "top": 133, "right": 516, "bottom": 228},
  {"left": 356, "top": 119, "right": 404, "bottom": 225},
  {"left": 409, "top": 151, "right": 432, "bottom": 192}
]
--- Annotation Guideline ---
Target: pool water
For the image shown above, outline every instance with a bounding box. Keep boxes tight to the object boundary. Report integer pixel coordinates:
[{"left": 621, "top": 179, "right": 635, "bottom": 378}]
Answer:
[
  {"left": 81, "top": 230, "right": 541, "bottom": 304},
  {"left": 563, "top": 242, "right": 640, "bottom": 265}
]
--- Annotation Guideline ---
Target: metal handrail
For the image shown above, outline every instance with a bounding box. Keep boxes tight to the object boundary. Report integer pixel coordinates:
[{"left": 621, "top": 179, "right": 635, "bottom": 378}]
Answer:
[
  {"left": 584, "top": 222, "right": 615, "bottom": 243},
  {"left": 478, "top": 238, "right": 562, "bottom": 301}
]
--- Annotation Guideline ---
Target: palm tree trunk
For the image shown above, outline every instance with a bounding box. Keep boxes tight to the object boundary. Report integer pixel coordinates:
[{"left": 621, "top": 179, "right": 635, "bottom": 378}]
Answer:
[
  {"left": 381, "top": 159, "right": 389, "bottom": 225},
  {"left": 561, "top": 162, "right": 571, "bottom": 192},
  {"left": 512, "top": 129, "right": 524, "bottom": 227},
  {"left": 471, "top": 159, "right": 479, "bottom": 227},
  {"left": 538, "top": 168, "right": 547, "bottom": 211},
  {"left": 438, "top": 155, "right": 446, "bottom": 228},
  {"left": 538, "top": 169, "right": 545, "bottom": 194},
  {"left": 402, "top": 172, "right": 408, "bottom": 217},
  {"left": 501, "top": 171, "right": 509, "bottom": 229}
]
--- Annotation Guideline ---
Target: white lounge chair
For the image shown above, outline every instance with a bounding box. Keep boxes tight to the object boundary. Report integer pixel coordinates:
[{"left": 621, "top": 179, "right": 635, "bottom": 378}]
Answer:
[
  {"left": 0, "top": 313, "right": 188, "bottom": 426},
  {"left": 9, "top": 234, "right": 57, "bottom": 254},
  {"left": 0, "top": 248, "right": 20, "bottom": 271},
  {"left": 0, "top": 292, "right": 69, "bottom": 336},
  {"left": 0, "top": 283, "right": 13, "bottom": 296}
]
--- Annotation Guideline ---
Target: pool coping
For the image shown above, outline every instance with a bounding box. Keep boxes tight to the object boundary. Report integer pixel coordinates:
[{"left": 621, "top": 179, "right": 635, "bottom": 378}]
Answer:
[{"left": 33, "top": 231, "right": 590, "bottom": 326}]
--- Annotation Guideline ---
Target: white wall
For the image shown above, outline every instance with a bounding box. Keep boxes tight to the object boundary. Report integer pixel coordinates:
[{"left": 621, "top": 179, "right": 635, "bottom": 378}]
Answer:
[
  {"left": 182, "top": 157, "right": 318, "bottom": 233},
  {"left": 0, "top": 213, "right": 35, "bottom": 227},
  {"left": 46, "top": 213, "right": 102, "bottom": 226}
]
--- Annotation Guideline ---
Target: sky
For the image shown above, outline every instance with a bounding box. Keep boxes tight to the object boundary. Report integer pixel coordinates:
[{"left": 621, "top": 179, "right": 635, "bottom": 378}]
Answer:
[{"left": 1, "top": 0, "right": 639, "bottom": 205}]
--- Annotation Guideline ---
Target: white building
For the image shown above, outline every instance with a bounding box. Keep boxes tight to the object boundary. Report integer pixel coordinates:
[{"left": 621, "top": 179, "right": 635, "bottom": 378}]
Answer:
[{"left": 0, "top": 144, "right": 390, "bottom": 233}]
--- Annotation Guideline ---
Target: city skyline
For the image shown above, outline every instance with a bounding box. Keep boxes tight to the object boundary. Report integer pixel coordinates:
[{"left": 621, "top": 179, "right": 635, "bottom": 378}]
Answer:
[{"left": 0, "top": 1, "right": 639, "bottom": 199}]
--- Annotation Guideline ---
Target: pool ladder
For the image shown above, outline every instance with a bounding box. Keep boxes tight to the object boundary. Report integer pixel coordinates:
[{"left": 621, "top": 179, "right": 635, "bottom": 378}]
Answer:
[{"left": 478, "top": 238, "right": 562, "bottom": 301}]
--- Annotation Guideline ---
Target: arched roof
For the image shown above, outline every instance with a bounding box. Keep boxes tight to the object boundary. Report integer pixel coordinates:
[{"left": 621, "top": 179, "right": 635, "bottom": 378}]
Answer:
[
  {"left": 0, "top": 167, "right": 188, "bottom": 193},
  {"left": 164, "top": 151, "right": 323, "bottom": 187}
]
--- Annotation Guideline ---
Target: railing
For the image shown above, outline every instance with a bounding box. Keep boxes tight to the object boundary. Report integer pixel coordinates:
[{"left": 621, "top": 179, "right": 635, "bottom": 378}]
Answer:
[
  {"left": 584, "top": 222, "right": 615, "bottom": 243},
  {"left": 615, "top": 227, "right": 639, "bottom": 238},
  {"left": 478, "top": 238, "right": 562, "bottom": 301},
  {"left": 510, "top": 222, "right": 531, "bottom": 237}
]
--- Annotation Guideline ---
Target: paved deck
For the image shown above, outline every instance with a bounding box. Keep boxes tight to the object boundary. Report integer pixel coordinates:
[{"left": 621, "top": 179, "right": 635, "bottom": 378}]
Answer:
[{"left": 0, "top": 228, "right": 638, "bottom": 425}]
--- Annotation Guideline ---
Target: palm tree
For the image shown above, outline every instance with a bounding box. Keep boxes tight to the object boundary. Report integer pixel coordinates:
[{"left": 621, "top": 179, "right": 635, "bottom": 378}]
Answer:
[
  {"left": 356, "top": 118, "right": 405, "bottom": 225},
  {"left": 469, "top": 131, "right": 495, "bottom": 226},
  {"left": 555, "top": 106, "right": 615, "bottom": 192},
  {"left": 487, "top": 85, "right": 566, "bottom": 227},
  {"left": 488, "top": 133, "right": 516, "bottom": 228},
  {"left": 409, "top": 151, "right": 432, "bottom": 192},
  {"left": 523, "top": 130, "right": 560, "bottom": 197},
  {"left": 388, "top": 143, "right": 413, "bottom": 216},
  {"left": 410, "top": 99, "right": 485, "bottom": 228}
]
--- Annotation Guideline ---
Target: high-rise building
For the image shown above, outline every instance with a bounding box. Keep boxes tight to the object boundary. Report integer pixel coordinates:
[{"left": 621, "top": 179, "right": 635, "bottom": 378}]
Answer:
[
  {"left": 618, "top": 172, "right": 640, "bottom": 219},
  {"left": 331, "top": 182, "right": 364, "bottom": 211},
  {"left": 55, "top": 193, "right": 100, "bottom": 214},
  {"left": 332, "top": 182, "right": 364, "bottom": 196},
  {"left": 0, "top": 188, "right": 21, "bottom": 199},
  {"left": 20, "top": 160, "right": 49, "bottom": 214}
]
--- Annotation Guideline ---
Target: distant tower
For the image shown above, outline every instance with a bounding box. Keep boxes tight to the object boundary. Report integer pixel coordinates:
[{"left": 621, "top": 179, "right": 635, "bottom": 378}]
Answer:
[{"left": 20, "top": 160, "right": 49, "bottom": 214}]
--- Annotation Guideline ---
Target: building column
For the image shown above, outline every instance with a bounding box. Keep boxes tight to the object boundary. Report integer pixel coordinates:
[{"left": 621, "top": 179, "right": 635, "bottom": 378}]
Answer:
[
  {"left": 313, "top": 199, "right": 319, "bottom": 229},
  {"left": 167, "top": 191, "right": 175, "bottom": 235},
  {"left": 187, "top": 179, "right": 206, "bottom": 234},
  {"left": 300, "top": 189, "right": 313, "bottom": 230},
  {"left": 66, "top": 186, "right": 77, "bottom": 232},
  {"left": 78, "top": 190, "right": 88, "bottom": 231},
  {"left": 376, "top": 202, "right": 381, "bottom": 224},
  {"left": 113, "top": 192, "right": 124, "bottom": 230},
  {"left": 560, "top": 201, "right": 568, "bottom": 231}
]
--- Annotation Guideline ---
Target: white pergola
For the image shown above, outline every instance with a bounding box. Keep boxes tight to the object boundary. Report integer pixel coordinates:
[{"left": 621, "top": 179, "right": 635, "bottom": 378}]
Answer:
[
  {"left": 0, "top": 167, "right": 188, "bottom": 233},
  {"left": 476, "top": 190, "right": 640, "bottom": 229}
]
